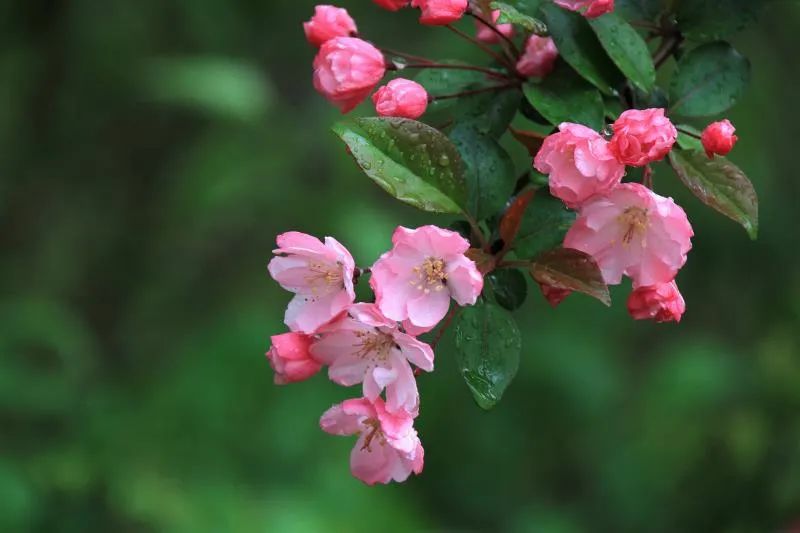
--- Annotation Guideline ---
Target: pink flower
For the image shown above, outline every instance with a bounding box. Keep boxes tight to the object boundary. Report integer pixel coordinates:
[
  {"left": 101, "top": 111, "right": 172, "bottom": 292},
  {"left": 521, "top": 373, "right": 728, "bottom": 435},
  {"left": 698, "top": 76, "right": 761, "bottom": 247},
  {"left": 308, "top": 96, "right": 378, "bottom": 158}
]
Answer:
[
  {"left": 320, "top": 396, "right": 424, "bottom": 485},
  {"left": 266, "top": 332, "right": 322, "bottom": 384},
  {"left": 627, "top": 281, "right": 686, "bottom": 323},
  {"left": 701, "top": 119, "right": 738, "bottom": 158},
  {"left": 609, "top": 108, "right": 677, "bottom": 167},
  {"left": 311, "top": 303, "right": 434, "bottom": 414},
  {"left": 268, "top": 231, "right": 356, "bottom": 334},
  {"left": 553, "top": 0, "right": 614, "bottom": 18},
  {"left": 564, "top": 183, "right": 693, "bottom": 287},
  {"left": 313, "top": 37, "right": 386, "bottom": 113},
  {"left": 534, "top": 123, "right": 626, "bottom": 209},
  {"left": 474, "top": 10, "right": 514, "bottom": 44},
  {"left": 303, "top": 5, "right": 358, "bottom": 48},
  {"left": 372, "top": 78, "right": 429, "bottom": 119},
  {"left": 516, "top": 35, "right": 559, "bottom": 78},
  {"left": 411, "top": 0, "right": 468, "bottom": 25},
  {"left": 539, "top": 283, "right": 571, "bottom": 308},
  {"left": 373, "top": 0, "right": 410, "bottom": 10},
  {"left": 371, "top": 226, "right": 483, "bottom": 329}
]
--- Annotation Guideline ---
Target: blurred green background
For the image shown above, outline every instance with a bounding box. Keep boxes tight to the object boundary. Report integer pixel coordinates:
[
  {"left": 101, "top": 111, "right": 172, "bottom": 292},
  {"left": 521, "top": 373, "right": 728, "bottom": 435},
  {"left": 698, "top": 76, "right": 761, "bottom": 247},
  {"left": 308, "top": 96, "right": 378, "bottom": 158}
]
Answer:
[{"left": 2, "top": 1, "right": 800, "bottom": 531}]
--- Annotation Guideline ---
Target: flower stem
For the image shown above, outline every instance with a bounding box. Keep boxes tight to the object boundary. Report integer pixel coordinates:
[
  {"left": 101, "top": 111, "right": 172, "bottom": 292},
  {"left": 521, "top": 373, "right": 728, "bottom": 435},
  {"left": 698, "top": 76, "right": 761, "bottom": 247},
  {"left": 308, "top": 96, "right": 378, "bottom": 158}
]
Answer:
[
  {"left": 675, "top": 125, "right": 701, "bottom": 139},
  {"left": 380, "top": 47, "right": 434, "bottom": 65},
  {"left": 445, "top": 24, "right": 517, "bottom": 72},
  {"left": 652, "top": 32, "right": 683, "bottom": 69},
  {"left": 431, "top": 82, "right": 519, "bottom": 102},
  {"left": 430, "top": 306, "right": 459, "bottom": 350},
  {"left": 398, "top": 62, "right": 512, "bottom": 80},
  {"left": 467, "top": 11, "right": 520, "bottom": 57}
]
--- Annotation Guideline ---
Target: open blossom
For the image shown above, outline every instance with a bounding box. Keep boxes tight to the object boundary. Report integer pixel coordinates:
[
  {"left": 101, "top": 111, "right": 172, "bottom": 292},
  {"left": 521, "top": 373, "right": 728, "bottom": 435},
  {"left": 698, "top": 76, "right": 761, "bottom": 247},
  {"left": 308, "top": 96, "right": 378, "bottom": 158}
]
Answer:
[
  {"left": 534, "top": 123, "right": 626, "bottom": 208},
  {"left": 372, "top": 78, "right": 429, "bottom": 119},
  {"left": 627, "top": 281, "right": 686, "bottom": 323},
  {"left": 311, "top": 303, "right": 434, "bottom": 414},
  {"left": 554, "top": 0, "right": 614, "bottom": 18},
  {"left": 474, "top": 10, "right": 514, "bottom": 44},
  {"left": 303, "top": 5, "right": 358, "bottom": 47},
  {"left": 564, "top": 183, "right": 693, "bottom": 287},
  {"left": 701, "top": 119, "right": 738, "bottom": 158},
  {"left": 371, "top": 226, "right": 483, "bottom": 329},
  {"left": 373, "top": 0, "right": 410, "bottom": 10},
  {"left": 313, "top": 37, "right": 386, "bottom": 113},
  {"left": 411, "top": 0, "right": 468, "bottom": 25},
  {"left": 321, "top": 397, "right": 424, "bottom": 485},
  {"left": 266, "top": 332, "right": 322, "bottom": 384},
  {"left": 516, "top": 35, "right": 559, "bottom": 78},
  {"left": 268, "top": 231, "right": 356, "bottom": 334},
  {"left": 610, "top": 108, "right": 677, "bottom": 167}
]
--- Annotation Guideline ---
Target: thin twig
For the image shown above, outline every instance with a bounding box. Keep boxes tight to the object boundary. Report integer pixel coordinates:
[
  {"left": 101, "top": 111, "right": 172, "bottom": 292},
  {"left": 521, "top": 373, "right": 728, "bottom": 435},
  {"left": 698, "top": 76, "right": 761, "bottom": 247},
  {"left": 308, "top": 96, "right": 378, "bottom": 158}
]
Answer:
[
  {"left": 380, "top": 47, "right": 433, "bottom": 64},
  {"left": 398, "top": 62, "right": 512, "bottom": 80},
  {"left": 430, "top": 306, "right": 459, "bottom": 350},
  {"left": 431, "top": 82, "right": 519, "bottom": 101},
  {"left": 464, "top": 213, "right": 490, "bottom": 251},
  {"left": 675, "top": 125, "right": 701, "bottom": 139},
  {"left": 445, "top": 24, "right": 516, "bottom": 71},
  {"left": 467, "top": 11, "right": 520, "bottom": 57},
  {"left": 653, "top": 33, "right": 683, "bottom": 69}
]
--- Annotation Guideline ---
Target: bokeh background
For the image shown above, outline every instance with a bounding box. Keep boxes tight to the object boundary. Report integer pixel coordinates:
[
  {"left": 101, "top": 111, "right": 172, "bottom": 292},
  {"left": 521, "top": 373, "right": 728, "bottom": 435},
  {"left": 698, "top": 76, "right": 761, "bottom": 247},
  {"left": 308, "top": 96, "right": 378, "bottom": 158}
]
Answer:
[{"left": 2, "top": 1, "right": 800, "bottom": 531}]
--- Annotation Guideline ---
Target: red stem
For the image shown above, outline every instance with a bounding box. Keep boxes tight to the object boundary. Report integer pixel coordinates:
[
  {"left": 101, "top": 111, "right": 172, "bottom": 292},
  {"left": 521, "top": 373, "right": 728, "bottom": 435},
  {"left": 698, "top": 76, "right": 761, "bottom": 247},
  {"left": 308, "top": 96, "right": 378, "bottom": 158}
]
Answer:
[
  {"left": 397, "top": 62, "right": 511, "bottom": 80},
  {"left": 431, "top": 82, "right": 519, "bottom": 101},
  {"left": 467, "top": 11, "right": 520, "bottom": 57},
  {"left": 445, "top": 24, "right": 517, "bottom": 71}
]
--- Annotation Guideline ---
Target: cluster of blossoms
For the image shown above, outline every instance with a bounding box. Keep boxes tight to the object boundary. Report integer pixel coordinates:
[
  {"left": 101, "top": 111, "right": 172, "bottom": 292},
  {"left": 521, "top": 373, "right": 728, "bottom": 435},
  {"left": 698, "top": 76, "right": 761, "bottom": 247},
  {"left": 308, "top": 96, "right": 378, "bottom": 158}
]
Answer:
[{"left": 266, "top": 227, "right": 483, "bottom": 484}]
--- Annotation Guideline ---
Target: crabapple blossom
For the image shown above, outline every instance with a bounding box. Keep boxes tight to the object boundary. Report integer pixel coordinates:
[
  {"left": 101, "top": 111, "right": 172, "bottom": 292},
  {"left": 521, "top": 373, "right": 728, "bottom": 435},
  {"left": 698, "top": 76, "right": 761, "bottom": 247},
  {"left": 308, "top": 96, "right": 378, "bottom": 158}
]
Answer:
[
  {"left": 303, "top": 5, "right": 358, "bottom": 47},
  {"left": 373, "top": 0, "right": 410, "bottom": 10},
  {"left": 516, "top": 35, "right": 559, "bottom": 78},
  {"left": 411, "top": 0, "right": 468, "bottom": 25},
  {"left": 268, "top": 231, "right": 356, "bottom": 334},
  {"left": 534, "top": 123, "right": 626, "bottom": 208},
  {"left": 320, "top": 396, "right": 424, "bottom": 485},
  {"left": 372, "top": 78, "right": 429, "bottom": 119},
  {"left": 609, "top": 108, "right": 678, "bottom": 167},
  {"left": 627, "top": 281, "right": 686, "bottom": 323},
  {"left": 266, "top": 332, "right": 322, "bottom": 384},
  {"left": 539, "top": 283, "right": 572, "bottom": 308},
  {"left": 474, "top": 10, "right": 514, "bottom": 44},
  {"left": 311, "top": 303, "right": 434, "bottom": 414},
  {"left": 371, "top": 226, "right": 483, "bottom": 329},
  {"left": 554, "top": 0, "right": 614, "bottom": 18},
  {"left": 312, "top": 37, "right": 386, "bottom": 113},
  {"left": 701, "top": 119, "right": 738, "bottom": 158},
  {"left": 564, "top": 183, "right": 694, "bottom": 287}
]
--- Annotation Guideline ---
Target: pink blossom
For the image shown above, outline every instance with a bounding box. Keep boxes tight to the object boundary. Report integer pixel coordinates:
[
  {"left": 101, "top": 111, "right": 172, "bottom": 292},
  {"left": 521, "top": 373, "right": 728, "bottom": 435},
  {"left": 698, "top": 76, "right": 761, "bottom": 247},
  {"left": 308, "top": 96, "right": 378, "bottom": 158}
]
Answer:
[
  {"left": 701, "top": 119, "right": 738, "bottom": 158},
  {"left": 320, "top": 396, "right": 424, "bottom": 485},
  {"left": 627, "top": 281, "right": 686, "bottom": 323},
  {"left": 564, "top": 183, "right": 693, "bottom": 287},
  {"left": 609, "top": 108, "right": 677, "bottom": 167},
  {"left": 371, "top": 226, "right": 483, "bottom": 329},
  {"left": 268, "top": 231, "right": 356, "bottom": 334},
  {"left": 411, "top": 0, "right": 468, "bottom": 25},
  {"left": 373, "top": 0, "right": 410, "bottom": 10},
  {"left": 554, "top": 0, "right": 614, "bottom": 18},
  {"left": 313, "top": 37, "right": 386, "bottom": 113},
  {"left": 372, "top": 78, "right": 429, "bottom": 119},
  {"left": 311, "top": 303, "right": 434, "bottom": 414},
  {"left": 303, "top": 5, "right": 358, "bottom": 48},
  {"left": 474, "top": 10, "right": 514, "bottom": 44},
  {"left": 539, "top": 283, "right": 572, "bottom": 308},
  {"left": 516, "top": 35, "right": 559, "bottom": 78},
  {"left": 534, "top": 123, "right": 626, "bottom": 209},
  {"left": 266, "top": 332, "right": 322, "bottom": 384}
]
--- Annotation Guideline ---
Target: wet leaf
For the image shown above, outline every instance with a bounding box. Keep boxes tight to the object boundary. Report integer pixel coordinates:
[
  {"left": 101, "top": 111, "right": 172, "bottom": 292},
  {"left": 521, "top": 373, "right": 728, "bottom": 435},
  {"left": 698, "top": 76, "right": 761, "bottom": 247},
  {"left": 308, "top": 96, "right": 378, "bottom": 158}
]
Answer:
[{"left": 530, "top": 248, "right": 611, "bottom": 306}]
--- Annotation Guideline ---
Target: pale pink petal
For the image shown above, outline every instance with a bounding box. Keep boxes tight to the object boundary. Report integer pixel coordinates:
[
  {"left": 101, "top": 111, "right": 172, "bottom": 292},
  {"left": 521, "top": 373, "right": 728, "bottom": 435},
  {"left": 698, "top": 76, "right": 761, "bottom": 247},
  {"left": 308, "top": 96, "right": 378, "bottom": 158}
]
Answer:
[{"left": 407, "top": 289, "right": 451, "bottom": 328}]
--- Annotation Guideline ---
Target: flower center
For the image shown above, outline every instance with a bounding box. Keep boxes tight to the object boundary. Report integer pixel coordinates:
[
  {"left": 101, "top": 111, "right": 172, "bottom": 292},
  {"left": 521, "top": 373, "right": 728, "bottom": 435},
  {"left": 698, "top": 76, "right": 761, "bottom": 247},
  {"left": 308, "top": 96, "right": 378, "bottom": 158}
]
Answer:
[
  {"left": 360, "top": 418, "right": 386, "bottom": 451},
  {"left": 617, "top": 207, "right": 649, "bottom": 245},
  {"left": 353, "top": 330, "right": 394, "bottom": 362},
  {"left": 305, "top": 261, "right": 344, "bottom": 294},
  {"left": 410, "top": 257, "right": 447, "bottom": 293}
]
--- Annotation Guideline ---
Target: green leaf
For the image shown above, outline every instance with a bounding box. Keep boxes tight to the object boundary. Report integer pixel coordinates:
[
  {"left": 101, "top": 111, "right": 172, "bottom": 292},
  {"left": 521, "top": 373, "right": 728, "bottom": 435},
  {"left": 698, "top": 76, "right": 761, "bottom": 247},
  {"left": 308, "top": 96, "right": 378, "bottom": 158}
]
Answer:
[
  {"left": 487, "top": 269, "right": 529, "bottom": 311},
  {"left": 668, "top": 149, "right": 759, "bottom": 239},
  {"left": 523, "top": 61, "right": 605, "bottom": 131},
  {"left": 669, "top": 42, "right": 750, "bottom": 117},
  {"left": 615, "top": 0, "right": 665, "bottom": 20},
  {"left": 459, "top": 88, "right": 522, "bottom": 139},
  {"left": 530, "top": 248, "right": 611, "bottom": 306},
  {"left": 449, "top": 125, "right": 517, "bottom": 220},
  {"left": 491, "top": 1, "right": 547, "bottom": 34},
  {"left": 675, "top": 124, "right": 704, "bottom": 152},
  {"left": 589, "top": 13, "right": 656, "bottom": 92},
  {"left": 332, "top": 118, "right": 466, "bottom": 214},
  {"left": 676, "top": 0, "right": 762, "bottom": 41},
  {"left": 454, "top": 300, "right": 522, "bottom": 410},
  {"left": 540, "top": 3, "right": 622, "bottom": 95},
  {"left": 513, "top": 189, "right": 576, "bottom": 259}
]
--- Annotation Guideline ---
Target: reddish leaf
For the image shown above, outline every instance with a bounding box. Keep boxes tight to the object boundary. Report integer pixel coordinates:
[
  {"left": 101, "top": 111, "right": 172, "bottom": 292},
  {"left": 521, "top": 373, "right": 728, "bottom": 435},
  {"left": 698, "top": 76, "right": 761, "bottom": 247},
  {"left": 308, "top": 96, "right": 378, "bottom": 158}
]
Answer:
[
  {"left": 530, "top": 248, "right": 610, "bottom": 306},
  {"left": 466, "top": 248, "right": 497, "bottom": 275},
  {"left": 510, "top": 127, "right": 546, "bottom": 157},
  {"left": 499, "top": 188, "right": 536, "bottom": 247}
]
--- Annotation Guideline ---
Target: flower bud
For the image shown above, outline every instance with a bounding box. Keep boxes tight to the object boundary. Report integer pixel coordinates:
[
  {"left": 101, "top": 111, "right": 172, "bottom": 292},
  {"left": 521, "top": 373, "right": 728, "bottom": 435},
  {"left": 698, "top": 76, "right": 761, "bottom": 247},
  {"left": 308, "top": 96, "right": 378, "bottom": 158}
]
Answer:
[
  {"left": 303, "top": 5, "right": 358, "bottom": 47},
  {"left": 554, "top": 0, "right": 614, "bottom": 18},
  {"left": 474, "top": 10, "right": 514, "bottom": 44},
  {"left": 313, "top": 37, "right": 386, "bottom": 113},
  {"left": 267, "top": 332, "right": 322, "bottom": 384},
  {"left": 609, "top": 108, "right": 677, "bottom": 167},
  {"left": 516, "top": 35, "right": 559, "bottom": 78},
  {"left": 411, "top": 0, "right": 468, "bottom": 25},
  {"left": 627, "top": 281, "right": 686, "bottom": 323},
  {"left": 539, "top": 283, "right": 572, "bottom": 308},
  {"left": 373, "top": 0, "right": 410, "bottom": 10},
  {"left": 372, "top": 78, "right": 429, "bottom": 119},
  {"left": 701, "top": 119, "right": 738, "bottom": 158}
]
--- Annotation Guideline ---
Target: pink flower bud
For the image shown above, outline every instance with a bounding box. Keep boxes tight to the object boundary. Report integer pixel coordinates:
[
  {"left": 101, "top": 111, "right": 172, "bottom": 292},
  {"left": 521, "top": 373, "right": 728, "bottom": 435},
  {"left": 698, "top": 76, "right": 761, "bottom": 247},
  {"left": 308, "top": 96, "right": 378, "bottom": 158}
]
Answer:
[
  {"left": 266, "top": 332, "right": 322, "bottom": 384},
  {"left": 554, "top": 0, "right": 614, "bottom": 18},
  {"left": 516, "top": 35, "right": 559, "bottom": 78},
  {"left": 609, "top": 108, "right": 678, "bottom": 167},
  {"left": 313, "top": 37, "right": 386, "bottom": 113},
  {"left": 372, "top": 78, "right": 429, "bottom": 119},
  {"left": 627, "top": 281, "right": 686, "bottom": 323},
  {"left": 701, "top": 119, "right": 738, "bottom": 158},
  {"left": 411, "top": 0, "right": 468, "bottom": 25},
  {"left": 534, "top": 123, "right": 626, "bottom": 208},
  {"left": 373, "top": 0, "right": 410, "bottom": 10},
  {"left": 303, "top": 5, "right": 358, "bottom": 47},
  {"left": 539, "top": 283, "right": 572, "bottom": 308},
  {"left": 474, "top": 10, "right": 514, "bottom": 44}
]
